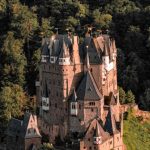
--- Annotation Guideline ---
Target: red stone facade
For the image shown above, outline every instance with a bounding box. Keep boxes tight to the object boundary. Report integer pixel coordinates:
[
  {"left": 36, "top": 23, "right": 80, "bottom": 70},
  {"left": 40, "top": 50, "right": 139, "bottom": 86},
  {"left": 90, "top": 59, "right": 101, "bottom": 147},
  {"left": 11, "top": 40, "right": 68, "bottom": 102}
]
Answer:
[{"left": 36, "top": 33, "right": 124, "bottom": 150}]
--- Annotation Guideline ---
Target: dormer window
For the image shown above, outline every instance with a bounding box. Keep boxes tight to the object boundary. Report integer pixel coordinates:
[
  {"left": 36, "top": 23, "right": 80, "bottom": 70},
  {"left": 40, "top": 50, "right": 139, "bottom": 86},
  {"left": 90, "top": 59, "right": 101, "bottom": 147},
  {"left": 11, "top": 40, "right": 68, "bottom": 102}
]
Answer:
[{"left": 70, "top": 102, "right": 78, "bottom": 116}]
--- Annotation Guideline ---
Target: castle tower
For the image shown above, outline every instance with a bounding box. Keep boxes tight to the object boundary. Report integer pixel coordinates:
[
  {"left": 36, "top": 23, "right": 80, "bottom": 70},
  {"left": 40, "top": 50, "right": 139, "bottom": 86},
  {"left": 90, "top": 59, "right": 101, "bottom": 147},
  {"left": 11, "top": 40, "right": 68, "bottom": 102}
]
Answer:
[{"left": 36, "top": 32, "right": 124, "bottom": 150}]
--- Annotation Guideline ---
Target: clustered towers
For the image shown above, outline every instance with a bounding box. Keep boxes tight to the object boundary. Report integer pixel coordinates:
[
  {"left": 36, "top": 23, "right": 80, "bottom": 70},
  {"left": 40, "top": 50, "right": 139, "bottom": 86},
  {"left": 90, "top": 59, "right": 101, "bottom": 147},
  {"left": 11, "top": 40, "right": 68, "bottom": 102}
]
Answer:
[{"left": 36, "top": 30, "right": 124, "bottom": 150}]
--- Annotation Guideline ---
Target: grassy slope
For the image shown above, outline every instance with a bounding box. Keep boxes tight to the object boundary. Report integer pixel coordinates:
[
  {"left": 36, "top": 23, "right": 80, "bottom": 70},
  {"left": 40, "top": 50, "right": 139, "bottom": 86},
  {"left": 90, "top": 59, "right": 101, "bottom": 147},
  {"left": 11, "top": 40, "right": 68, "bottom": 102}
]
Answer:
[{"left": 123, "top": 114, "right": 150, "bottom": 150}]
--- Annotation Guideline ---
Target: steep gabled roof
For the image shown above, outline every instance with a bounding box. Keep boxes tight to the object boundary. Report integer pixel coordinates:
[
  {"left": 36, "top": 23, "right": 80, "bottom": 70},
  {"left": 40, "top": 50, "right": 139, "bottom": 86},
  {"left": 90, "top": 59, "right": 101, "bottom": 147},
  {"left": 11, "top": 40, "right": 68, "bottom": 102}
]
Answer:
[
  {"left": 70, "top": 89, "right": 77, "bottom": 102},
  {"left": 7, "top": 118, "right": 22, "bottom": 136},
  {"left": 41, "top": 39, "right": 50, "bottom": 56},
  {"left": 83, "top": 37, "right": 101, "bottom": 64},
  {"left": 59, "top": 38, "right": 70, "bottom": 58},
  {"left": 109, "top": 92, "right": 117, "bottom": 105},
  {"left": 84, "top": 119, "right": 110, "bottom": 143},
  {"left": 76, "top": 71, "right": 103, "bottom": 101},
  {"left": 93, "top": 120, "right": 110, "bottom": 142},
  {"left": 104, "top": 107, "right": 118, "bottom": 135}
]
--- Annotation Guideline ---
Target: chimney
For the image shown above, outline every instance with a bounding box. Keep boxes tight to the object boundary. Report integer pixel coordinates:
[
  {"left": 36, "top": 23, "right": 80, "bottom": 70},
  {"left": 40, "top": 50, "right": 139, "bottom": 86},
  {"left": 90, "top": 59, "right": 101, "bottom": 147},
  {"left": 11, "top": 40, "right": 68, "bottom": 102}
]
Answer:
[{"left": 72, "top": 36, "right": 80, "bottom": 64}]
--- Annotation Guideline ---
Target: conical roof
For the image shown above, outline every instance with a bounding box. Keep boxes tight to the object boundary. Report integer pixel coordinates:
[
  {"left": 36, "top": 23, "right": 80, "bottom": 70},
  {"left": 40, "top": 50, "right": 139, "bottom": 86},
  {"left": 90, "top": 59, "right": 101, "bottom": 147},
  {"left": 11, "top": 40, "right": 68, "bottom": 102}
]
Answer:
[
  {"left": 104, "top": 107, "right": 118, "bottom": 135},
  {"left": 77, "top": 71, "right": 103, "bottom": 101},
  {"left": 94, "top": 121, "right": 107, "bottom": 138},
  {"left": 109, "top": 92, "right": 116, "bottom": 105},
  {"left": 59, "top": 38, "right": 70, "bottom": 58},
  {"left": 71, "top": 89, "right": 77, "bottom": 102},
  {"left": 41, "top": 39, "right": 50, "bottom": 55},
  {"left": 93, "top": 120, "right": 110, "bottom": 144}
]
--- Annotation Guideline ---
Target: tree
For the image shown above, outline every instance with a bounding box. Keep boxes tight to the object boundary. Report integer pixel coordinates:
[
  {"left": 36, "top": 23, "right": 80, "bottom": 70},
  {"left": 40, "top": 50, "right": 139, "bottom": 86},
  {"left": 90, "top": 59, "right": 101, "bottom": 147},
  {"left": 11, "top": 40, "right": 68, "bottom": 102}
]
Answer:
[
  {"left": 0, "top": 32, "right": 27, "bottom": 87},
  {"left": 104, "top": 0, "right": 139, "bottom": 15},
  {"left": 139, "top": 88, "right": 150, "bottom": 111},
  {"left": 125, "top": 90, "right": 135, "bottom": 104},
  {"left": 117, "top": 49, "right": 126, "bottom": 85},
  {"left": 41, "top": 18, "right": 53, "bottom": 37},
  {"left": 0, "top": 84, "right": 27, "bottom": 137},
  {"left": 92, "top": 9, "right": 112, "bottom": 29},
  {"left": 0, "top": 0, "right": 6, "bottom": 14},
  {"left": 119, "top": 87, "right": 126, "bottom": 104},
  {"left": 9, "top": 1, "right": 38, "bottom": 39},
  {"left": 122, "top": 65, "right": 139, "bottom": 94}
]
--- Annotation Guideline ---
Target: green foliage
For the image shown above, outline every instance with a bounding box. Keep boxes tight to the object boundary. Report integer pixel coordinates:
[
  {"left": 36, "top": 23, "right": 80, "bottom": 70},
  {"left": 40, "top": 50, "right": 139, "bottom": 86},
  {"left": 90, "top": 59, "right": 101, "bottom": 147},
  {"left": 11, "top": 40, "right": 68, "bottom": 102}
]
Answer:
[
  {"left": 39, "top": 143, "right": 55, "bottom": 150},
  {"left": 119, "top": 87, "right": 135, "bottom": 104},
  {"left": 0, "top": 32, "right": 27, "bottom": 87},
  {"left": 119, "top": 87, "right": 126, "bottom": 104},
  {"left": 92, "top": 9, "right": 112, "bottom": 29},
  {"left": 0, "top": 0, "right": 6, "bottom": 14},
  {"left": 41, "top": 18, "right": 53, "bottom": 37},
  {"left": 139, "top": 88, "right": 150, "bottom": 111},
  {"left": 125, "top": 90, "right": 135, "bottom": 103},
  {"left": 9, "top": 1, "right": 38, "bottom": 38},
  {"left": 104, "top": 0, "right": 139, "bottom": 14},
  {"left": 123, "top": 112, "right": 150, "bottom": 150},
  {"left": 0, "top": 84, "right": 27, "bottom": 136},
  {"left": 0, "top": 84, "right": 26, "bottom": 119}
]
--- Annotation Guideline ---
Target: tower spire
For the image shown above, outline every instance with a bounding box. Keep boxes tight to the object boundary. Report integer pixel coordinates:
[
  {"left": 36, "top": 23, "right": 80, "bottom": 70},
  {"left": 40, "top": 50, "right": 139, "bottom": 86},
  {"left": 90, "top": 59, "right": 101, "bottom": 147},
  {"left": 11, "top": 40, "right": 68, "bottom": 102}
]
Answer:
[{"left": 85, "top": 45, "right": 90, "bottom": 70}]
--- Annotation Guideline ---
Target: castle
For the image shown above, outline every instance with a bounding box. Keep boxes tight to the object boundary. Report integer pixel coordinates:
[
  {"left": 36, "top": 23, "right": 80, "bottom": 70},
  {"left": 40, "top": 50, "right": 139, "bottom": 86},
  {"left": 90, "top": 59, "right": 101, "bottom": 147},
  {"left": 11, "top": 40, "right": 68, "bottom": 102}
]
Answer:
[{"left": 36, "top": 30, "right": 124, "bottom": 150}]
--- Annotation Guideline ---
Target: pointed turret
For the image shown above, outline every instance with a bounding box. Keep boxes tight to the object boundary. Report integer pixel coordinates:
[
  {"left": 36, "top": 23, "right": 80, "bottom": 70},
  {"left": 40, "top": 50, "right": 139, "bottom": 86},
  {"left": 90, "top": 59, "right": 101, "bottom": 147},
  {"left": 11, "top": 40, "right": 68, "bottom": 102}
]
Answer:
[
  {"left": 59, "top": 37, "right": 70, "bottom": 65},
  {"left": 41, "top": 38, "right": 50, "bottom": 63},
  {"left": 71, "top": 88, "right": 77, "bottom": 102},
  {"left": 109, "top": 92, "right": 117, "bottom": 105},
  {"left": 50, "top": 35, "right": 59, "bottom": 63},
  {"left": 104, "top": 107, "right": 118, "bottom": 135},
  {"left": 93, "top": 120, "right": 109, "bottom": 145}
]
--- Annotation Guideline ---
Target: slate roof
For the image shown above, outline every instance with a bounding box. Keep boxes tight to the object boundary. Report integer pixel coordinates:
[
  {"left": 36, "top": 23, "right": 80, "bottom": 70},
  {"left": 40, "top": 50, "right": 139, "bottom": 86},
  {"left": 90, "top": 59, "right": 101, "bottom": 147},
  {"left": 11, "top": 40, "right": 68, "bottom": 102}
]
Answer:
[
  {"left": 59, "top": 38, "right": 70, "bottom": 58},
  {"left": 42, "top": 34, "right": 73, "bottom": 58},
  {"left": 109, "top": 92, "right": 117, "bottom": 105},
  {"left": 7, "top": 118, "right": 22, "bottom": 137},
  {"left": 70, "top": 89, "right": 77, "bottom": 102},
  {"left": 84, "top": 119, "right": 110, "bottom": 143},
  {"left": 76, "top": 71, "right": 103, "bottom": 101},
  {"left": 20, "top": 112, "right": 31, "bottom": 138},
  {"left": 93, "top": 120, "right": 110, "bottom": 142},
  {"left": 41, "top": 38, "right": 50, "bottom": 55},
  {"left": 7, "top": 113, "right": 41, "bottom": 139},
  {"left": 82, "top": 37, "right": 101, "bottom": 64},
  {"left": 104, "top": 107, "right": 118, "bottom": 135}
]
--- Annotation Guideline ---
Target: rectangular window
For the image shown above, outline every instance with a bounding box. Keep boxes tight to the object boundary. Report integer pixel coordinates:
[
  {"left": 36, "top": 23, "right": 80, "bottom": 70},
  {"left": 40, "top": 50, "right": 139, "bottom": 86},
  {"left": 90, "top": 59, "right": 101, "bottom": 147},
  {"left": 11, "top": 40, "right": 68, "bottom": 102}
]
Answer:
[{"left": 72, "top": 104, "right": 76, "bottom": 109}]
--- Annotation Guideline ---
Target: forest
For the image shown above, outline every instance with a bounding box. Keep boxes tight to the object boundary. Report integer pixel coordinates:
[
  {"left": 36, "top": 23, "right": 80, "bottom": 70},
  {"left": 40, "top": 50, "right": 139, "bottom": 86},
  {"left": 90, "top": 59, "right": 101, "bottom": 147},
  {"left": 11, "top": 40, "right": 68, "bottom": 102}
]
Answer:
[{"left": 0, "top": 0, "right": 150, "bottom": 142}]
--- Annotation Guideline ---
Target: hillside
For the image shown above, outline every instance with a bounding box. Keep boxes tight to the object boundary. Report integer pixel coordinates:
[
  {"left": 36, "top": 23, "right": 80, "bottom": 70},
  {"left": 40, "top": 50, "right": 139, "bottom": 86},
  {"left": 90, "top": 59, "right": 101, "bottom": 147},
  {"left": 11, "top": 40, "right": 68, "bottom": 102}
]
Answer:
[
  {"left": 123, "top": 111, "right": 150, "bottom": 150},
  {"left": 0, "top": 0, "right": 150, "bottom": 146}
]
